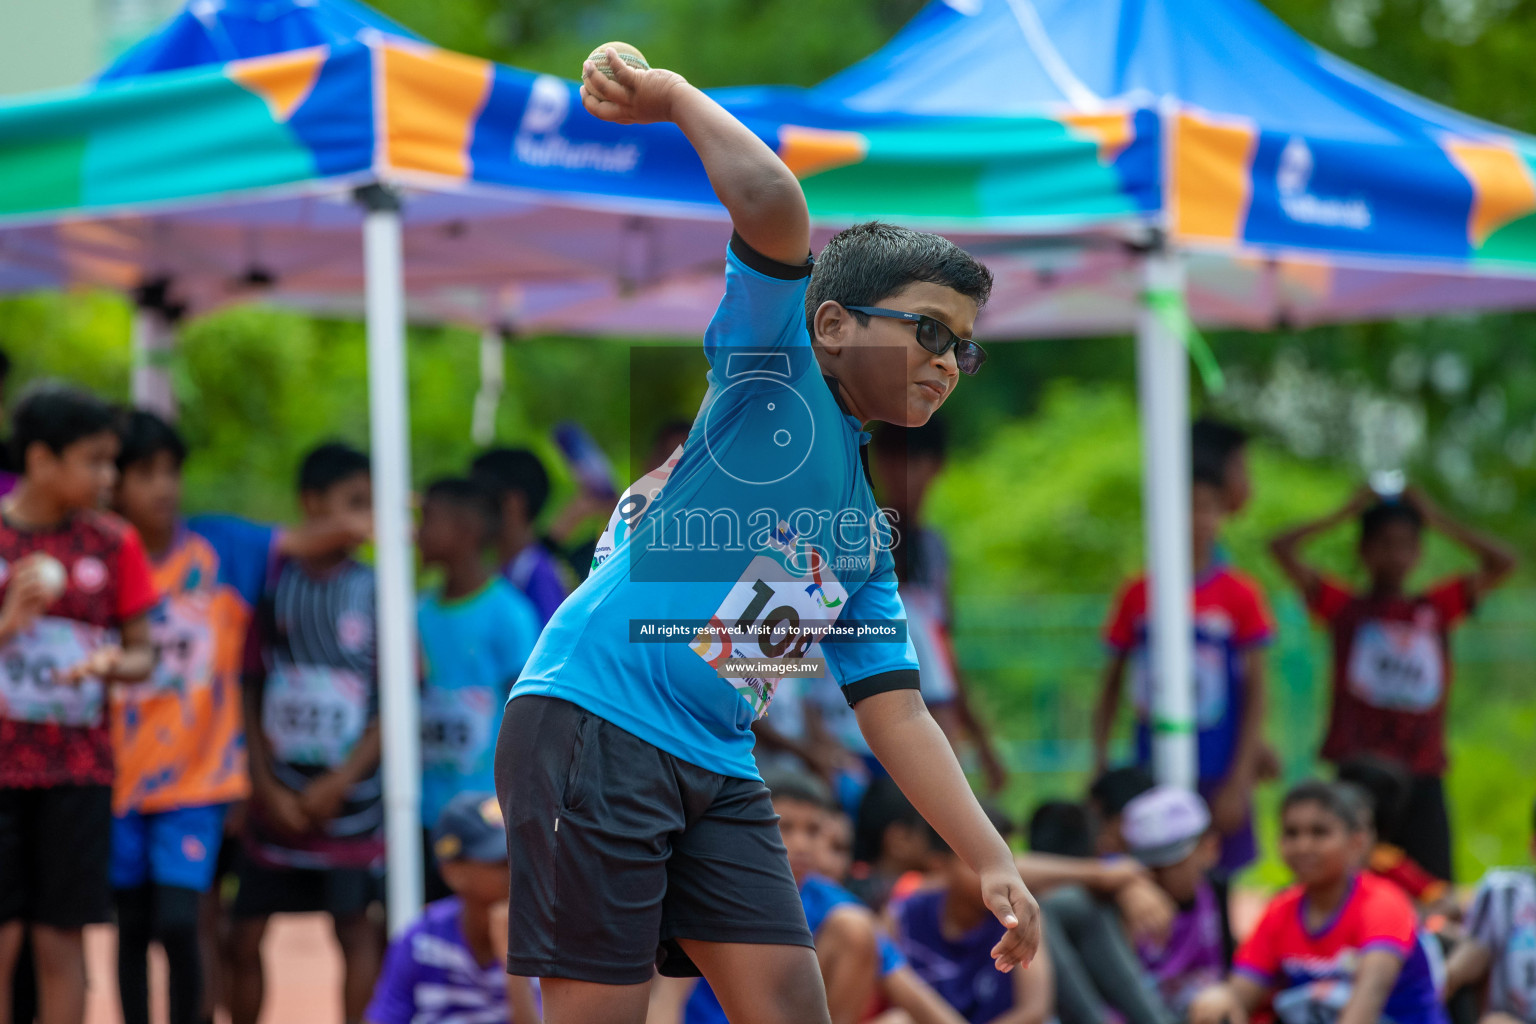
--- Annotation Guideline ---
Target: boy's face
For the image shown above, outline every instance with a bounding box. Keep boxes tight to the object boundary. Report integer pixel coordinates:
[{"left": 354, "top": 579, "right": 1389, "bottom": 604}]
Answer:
[
  {"left": 775, "top": 796, "right": 826, "bottom": 885},
  {"left": 29, "top": 431, "right": 119, "bottom": 511},
  {"left": 301, "top": 472, "right": 373, "bottom": 543},
  {"left": 818, "top": 812, "right": 854, "bottom": 882},
  {"left": 1150, "top": 833, "right": 1219, "bottom": 904},
  {"left": 819, "top": 283, "right": 978, "bottom": 427},
  {"left": 1191, "top": 482, "right": 1224, "bottom": 560},
  {"left": 418, "top": 498, "right": 475, "bottom": 565},
  {"left": 1279, "top": 801, "right": 1362, "bottom": 888},
  {"left": 1223, "top": 449, "right": 1252, "bottom": 515},
  {"left": 1360, "top": 520, "right": 1420, "bottom": 589},
  {"left": 115, "top": 449, "right": 181, "bottom": 538},
  {"left": 439, "top": 859, "right": 511, "bottom": 905}
]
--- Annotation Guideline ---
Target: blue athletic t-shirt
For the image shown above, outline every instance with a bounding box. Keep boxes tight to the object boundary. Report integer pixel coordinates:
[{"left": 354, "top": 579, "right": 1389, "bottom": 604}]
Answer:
[
  {"left": 511, "top": 236, "right": 921, "bottom": 780},
  {"left": 418, "top": 579, "right": 540, "bottom": 827}
]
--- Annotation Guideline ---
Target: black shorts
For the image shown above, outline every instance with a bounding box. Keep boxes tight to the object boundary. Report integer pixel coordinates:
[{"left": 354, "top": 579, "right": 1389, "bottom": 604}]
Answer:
[
  {"left": 496, "top": 696, "right": 813, "bottom": 985},
  {"left": 230, "top": 850, "right": 382, "bottom": 921},
  {"left": 1397, "top": 775, "right": 1453, "bottom": 882},
  {"left": 0, "top": 784, "right": 113, "bottom": 929}
]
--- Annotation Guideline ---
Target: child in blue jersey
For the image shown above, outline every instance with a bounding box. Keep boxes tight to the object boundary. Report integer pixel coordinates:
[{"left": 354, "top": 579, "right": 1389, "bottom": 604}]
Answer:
[
  {"left": 471, "top": 448, "right": 570, "bottom": 627},
  {"left": 494, "top": 47, "right": 1039, "bottom": 1024},
  {"left": 415, "top": 478, "right": 539, "bottom": 901}
]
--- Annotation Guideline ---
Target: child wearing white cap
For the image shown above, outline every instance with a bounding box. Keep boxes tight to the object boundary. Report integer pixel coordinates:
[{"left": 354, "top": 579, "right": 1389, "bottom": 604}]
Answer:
[{"left": 1121, "top": 787, "right": 1227, "bottom": 1017}]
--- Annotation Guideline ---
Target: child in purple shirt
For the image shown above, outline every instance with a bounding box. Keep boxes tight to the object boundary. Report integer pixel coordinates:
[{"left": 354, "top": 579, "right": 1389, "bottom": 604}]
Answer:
[
  {"left": 1121, "top": 787, "right": 1227, "bottom": 1017},
  {"left": 365, "top": 792, "right": 538, "bottom": 1024}
]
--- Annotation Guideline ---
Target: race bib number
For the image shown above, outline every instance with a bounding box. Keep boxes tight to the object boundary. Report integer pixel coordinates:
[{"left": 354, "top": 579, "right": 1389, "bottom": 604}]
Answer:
[
  {"left": 691, "top": 539, "right": 848, "bottom": 720},
  {"left": 420, "top": 686, "right": 496, "bottom": 775},
  {"left": 0, "top": 616, "right": 109, "bottom": 726},
  {"left": 1272, "top": 979, "right": 1353, "bottom": 1024},
  {"left": 140, "top": 597, "right": 215, "bottom": 698},
  {"left": 262, "top": 663, "right": 370, "bottom": 766},
  {"left": 1347, "top": 619, "right": 1443, "bottom": 711},
  {"left": 591, "top": 445, "right": 683, "bottom": 573}
]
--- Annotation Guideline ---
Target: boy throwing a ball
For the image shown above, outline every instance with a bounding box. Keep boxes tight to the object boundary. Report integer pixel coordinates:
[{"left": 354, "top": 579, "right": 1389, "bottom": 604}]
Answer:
[{"left": 495, "top": 46, "right": 1039, "bottom": 1024}]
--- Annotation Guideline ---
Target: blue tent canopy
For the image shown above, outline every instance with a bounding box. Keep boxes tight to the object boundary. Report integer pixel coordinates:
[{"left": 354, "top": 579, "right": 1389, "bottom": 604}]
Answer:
[{"left": 101, "top": 0, "right": 421, "bottom": 80}]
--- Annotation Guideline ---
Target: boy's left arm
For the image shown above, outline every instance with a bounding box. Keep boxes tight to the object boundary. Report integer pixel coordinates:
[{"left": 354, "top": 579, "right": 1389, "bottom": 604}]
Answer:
[
  {"left": 1405, "top": 486, "right": 1518, "bottom": 600},
  {"left": 857, "top": 688, "right": 1040, "bottom": 970},
  {"left": 1335, "top": 949, "right": 1404, "bottom": 1024}
]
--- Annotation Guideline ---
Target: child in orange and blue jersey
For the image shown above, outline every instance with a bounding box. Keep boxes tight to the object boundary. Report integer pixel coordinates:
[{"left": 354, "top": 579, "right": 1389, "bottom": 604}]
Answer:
[{"left": 109, "top": 411, "right": 278, "bottom": 1024}]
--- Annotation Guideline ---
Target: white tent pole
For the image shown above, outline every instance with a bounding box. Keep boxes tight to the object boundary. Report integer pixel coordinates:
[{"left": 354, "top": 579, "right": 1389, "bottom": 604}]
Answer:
[
  {"left": 471, "top": 326, "right": 506, "bottom": 446},
  {"left": 1136, "top": 247, "right": 1196, "bottom": 790},
  {"left": 359, "top": 184, "right": 423, "bottom": 933},
  {"left": 130, "top": 302, "right": 177, "bottom": 421}
]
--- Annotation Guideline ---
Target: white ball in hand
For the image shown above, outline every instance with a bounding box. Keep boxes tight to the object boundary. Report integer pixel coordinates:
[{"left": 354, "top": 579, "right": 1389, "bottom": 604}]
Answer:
[{"left": 33, "top": 555, "right": 66, "bottom": 600}]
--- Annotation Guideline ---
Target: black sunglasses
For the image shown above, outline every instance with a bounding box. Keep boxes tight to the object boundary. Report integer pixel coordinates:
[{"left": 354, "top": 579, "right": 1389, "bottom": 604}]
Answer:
[{"left": 843, "top": 305, "right": 987, "bottom": 375}]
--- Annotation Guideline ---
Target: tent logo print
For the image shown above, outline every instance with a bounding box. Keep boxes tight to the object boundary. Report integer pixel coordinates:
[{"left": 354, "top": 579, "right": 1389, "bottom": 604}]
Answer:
[
  {"left": 1277, "top": 137, "right": 1371, "bottom": 230},
  {"left": 515, "top": 75, "right": 642, "bottom": 174}
]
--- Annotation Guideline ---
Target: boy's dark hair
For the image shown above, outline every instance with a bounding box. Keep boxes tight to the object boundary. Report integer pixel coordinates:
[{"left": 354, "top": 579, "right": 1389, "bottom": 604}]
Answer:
[
  {"left": 1281, "top": 779, "right": 1363, "bottom": 832},
  {"left": 805, "top": 222, "right": 993, "bottom": 338},
  {"left": 1192, "top": 417, "right": 1247, "bottom": 486},
  {"left": 1336, "top": 755, "right": 1411, "bottom": 840},
  {"left": 1193, "top": 459, "right": 1227, "bottom": 489},
  {"left": 1360, "top": 500, "right": 1423, "bottom": 546},
  {"left": 1028, "top": 800, "right": 1095, "bottom": 858},
  {"left": 763, "top": 769, "right": 836, "bottom": 813},
  {"left": 924, "top": 799, "right": 1014, "bottom": 856},
  {"left": 1089, "top": 766, "right": 1156, "bottom": 819},
  {"left": 872, "top": 419, "right": 948, "bottom": 461},
  {"left": 471, "top": 448, "right": 551, "bottom": 520},
  {"left": 424, "top": 476, "right": 500, "bottom": 542},
  {"left": 116, "top": 409, "right": 187, "bottom": 473},
  {"left": 853, "top": 775, "right": 925, "bottom": 863},
  {"left": 297, "top": 441, "right": 369, "bottom": 494},
  {"left": 10, "top": 383, "right": 117, "bottom": 468},
  {"left": 0, "top": 347, "right": 11, "bottom": 386}
]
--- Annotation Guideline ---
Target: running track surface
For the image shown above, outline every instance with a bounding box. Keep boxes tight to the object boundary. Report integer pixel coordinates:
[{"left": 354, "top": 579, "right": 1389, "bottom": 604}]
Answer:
[{"left": 82, "top": 894, "right": 1271, "bottom": 1023}]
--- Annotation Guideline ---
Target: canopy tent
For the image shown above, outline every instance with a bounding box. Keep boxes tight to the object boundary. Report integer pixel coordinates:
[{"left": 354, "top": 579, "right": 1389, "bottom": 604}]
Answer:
[{"left": 5, "top": 0, "right": 1536, "bottom": 926}]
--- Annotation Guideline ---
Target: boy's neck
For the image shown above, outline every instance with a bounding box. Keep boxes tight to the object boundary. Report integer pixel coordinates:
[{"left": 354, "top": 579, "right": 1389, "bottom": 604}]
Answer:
[
  {"left": 940, "top": 885, "right": 988, "bottom": 936},
  {"left": 1303, "top": 872, "right": 1354, "bottom": 928},
  {"left": 4, "top": 481, "right": 73, "bottom": 529},
  {"left": 300, "top": 546, "right": 349, "bottom": 573},
  {"left": 1192, "top": 543, "right": 1215, "bottom": 577},
  {"left": 457, "top": 897, "right": 496, "bottom": 968},
  {"left": 1368, "top": 576, "right": 1406, "bottom": 600},
  {"left": 138, "top": 521, "right": 177, "bottom": 559},
  {"left": 496, "top": 522, "right": 537, "bottom": 566},
  {"left": 441, "top": 557, "right": 490, "bottom": 601}
]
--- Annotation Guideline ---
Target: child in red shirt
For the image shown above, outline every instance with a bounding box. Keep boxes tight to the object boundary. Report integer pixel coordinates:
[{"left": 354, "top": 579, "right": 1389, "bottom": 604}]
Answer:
[
  {"left": 0, "top": 385, "right": 159, "bottom": 1023},
  {"left": 1269, "top": 485, "right": 1516, "bottom": 881},
  {"left": 1189, "top": 780, "right": 1447, "bottom": 1024}
]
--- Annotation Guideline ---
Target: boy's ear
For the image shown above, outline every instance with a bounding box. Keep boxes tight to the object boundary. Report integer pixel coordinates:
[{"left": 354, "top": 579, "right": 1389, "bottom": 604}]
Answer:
[
  {"left": 813, "top": 300, "right": 851, "bottom": 355},
  {"left": 21, "top": 440, "right": 53, "bottom": 477},
  {"left": 299, "top": 490, "right": 323, "bottom": 519}
]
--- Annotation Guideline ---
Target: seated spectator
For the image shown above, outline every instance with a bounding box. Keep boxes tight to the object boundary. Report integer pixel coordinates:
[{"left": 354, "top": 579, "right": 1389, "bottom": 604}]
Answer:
[
  {"left": 1088, "top": 767, "right": 1155, "bottom": 857},
  {"left": 683, "top": 772, "right": 883, "bottom": 1024},
  {"left": 1189, "top": 780, "right": 1448, "bottom": 1024},
  {"left": 1443, "top": 797, "right": 1536, "bottom": 1024},
  {"left": 891, "top": 805, "right": 1056, "bottom": 1024},
  {"left": 850, "top": 776, "right": 946, "bottom": 912},
  {"left": 1027, "top": 802, "right": 1094, "bottom": 860},
  {"left": 1121, "top": 787, "right": 1226, "bottom": 1017},
  {"left": 364, "top": 792, "right": 538, "bottom": 1024}
]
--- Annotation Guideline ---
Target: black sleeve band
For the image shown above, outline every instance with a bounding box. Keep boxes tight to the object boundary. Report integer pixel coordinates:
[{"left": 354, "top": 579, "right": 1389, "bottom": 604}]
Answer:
[
  {"left": 730, "top": 230, "right": 813, "bottom": 280},
  {"left": 841, "top": 668, "right": 921, "bottom": 707}
]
